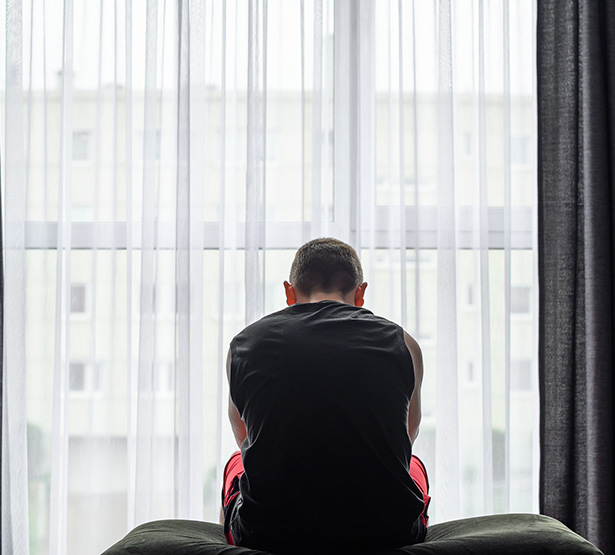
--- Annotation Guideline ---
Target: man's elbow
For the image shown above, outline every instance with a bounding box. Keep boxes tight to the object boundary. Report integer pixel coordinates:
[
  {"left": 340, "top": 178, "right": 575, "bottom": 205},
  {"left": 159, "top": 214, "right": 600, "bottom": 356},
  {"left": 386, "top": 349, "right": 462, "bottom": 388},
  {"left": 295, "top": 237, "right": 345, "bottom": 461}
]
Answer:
[
  {"left": 409, "top": 427, "right": 420, "bottom": 444},
  {"left": 408, "top": 411, "right": 421, "bottom": 443}
]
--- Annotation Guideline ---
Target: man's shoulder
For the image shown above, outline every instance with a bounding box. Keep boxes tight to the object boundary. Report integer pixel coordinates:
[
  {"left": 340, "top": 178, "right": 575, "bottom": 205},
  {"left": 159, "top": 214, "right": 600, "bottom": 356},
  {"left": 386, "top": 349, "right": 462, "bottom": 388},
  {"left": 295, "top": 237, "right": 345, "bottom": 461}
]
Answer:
[
  {"left": 232, "top": 302, "right": 402, "bottom": 343},
  {"left": 232, "top": 306, "right": 294, "bottom": 341}
]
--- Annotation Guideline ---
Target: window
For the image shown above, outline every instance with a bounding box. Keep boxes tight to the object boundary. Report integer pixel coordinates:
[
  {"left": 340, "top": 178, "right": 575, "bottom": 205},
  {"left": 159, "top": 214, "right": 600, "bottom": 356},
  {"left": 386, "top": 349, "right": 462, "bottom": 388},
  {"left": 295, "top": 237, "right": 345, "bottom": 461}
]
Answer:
[
  {"left": 70, "top": 284, "right": 88, "bottom": 314},
  {"left": 5, "top": 2, "right": 537, "bottom": 552},
  {"left": 72, "top": 131, "right": 92, "bottom": 161},
  {"left": 466, "top": 361, "right": 477, "bottom": 385},
  {"left": 69, "top": 362, "right": 102, "bottom": 394},
  {"left": 511, "top": 136, "right": 531, "bottom": 166},
  {"left": 511, "top": 286, "right": 531, "bottom": 314},
  {"left": 511, "top": 359, "right": 533, "bottom": 392},
  {"left": 69, "top": 363, "right": 87, "bottom": 391},
  {"left": 467, "top": 284, "right": 475, "bottom": 307},
  {"left": 463, "top": 132, "right": 473, "bottom": 157}
]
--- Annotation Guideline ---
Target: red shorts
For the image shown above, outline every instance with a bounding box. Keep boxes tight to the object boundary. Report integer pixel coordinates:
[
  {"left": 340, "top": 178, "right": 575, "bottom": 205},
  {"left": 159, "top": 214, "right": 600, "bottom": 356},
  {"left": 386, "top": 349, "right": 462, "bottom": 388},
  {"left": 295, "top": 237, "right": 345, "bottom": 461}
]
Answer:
[{"left": 221, "top": 451, "right": 431, "bottom": 545}]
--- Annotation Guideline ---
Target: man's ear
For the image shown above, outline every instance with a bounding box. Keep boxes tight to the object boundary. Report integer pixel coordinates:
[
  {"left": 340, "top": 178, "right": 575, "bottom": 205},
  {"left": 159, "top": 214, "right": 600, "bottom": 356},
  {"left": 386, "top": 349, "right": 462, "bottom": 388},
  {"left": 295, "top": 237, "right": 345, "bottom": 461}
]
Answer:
[
  {"left": 284, "top": 281, "right": 297, "bottom": 306},
  {"left": 354, "top": 282, "right": 368, "bottom": 307}
]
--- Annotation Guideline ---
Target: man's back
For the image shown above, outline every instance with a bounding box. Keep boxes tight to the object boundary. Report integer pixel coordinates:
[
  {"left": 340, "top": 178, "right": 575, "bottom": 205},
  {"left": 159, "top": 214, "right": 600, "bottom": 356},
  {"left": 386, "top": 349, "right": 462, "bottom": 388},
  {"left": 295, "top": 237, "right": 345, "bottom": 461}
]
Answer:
[{"left": 227, "top": 300, "right": 426, "bottom": 553}]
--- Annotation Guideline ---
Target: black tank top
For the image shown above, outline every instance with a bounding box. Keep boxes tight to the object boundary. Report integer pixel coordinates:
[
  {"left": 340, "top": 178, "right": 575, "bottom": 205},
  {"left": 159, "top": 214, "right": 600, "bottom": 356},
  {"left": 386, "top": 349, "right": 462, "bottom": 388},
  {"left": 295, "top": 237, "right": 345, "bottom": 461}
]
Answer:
[{"left": 228, "top": 301, "right": 425, "bottom": 553}]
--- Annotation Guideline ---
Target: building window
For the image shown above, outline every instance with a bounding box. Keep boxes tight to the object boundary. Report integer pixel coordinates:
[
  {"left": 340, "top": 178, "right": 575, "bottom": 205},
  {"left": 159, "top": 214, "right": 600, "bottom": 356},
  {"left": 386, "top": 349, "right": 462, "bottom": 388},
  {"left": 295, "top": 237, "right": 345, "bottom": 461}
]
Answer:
[
  {"left": 73, "top": 131, "right": 92, "bottom": 161},
  {"left": 69, "top": 362, "right": 102, "bottom": 394},
  {"left": 69, "top": 362, "right": 86, "bottom": 392},
  {"left": 466, "top": 360, "right": 477, "bottom": 385},
  {"left": 511, "top": 359, "right": 533, "bottom": 391},
  {"left": 70, "top": 284, "right": 87, "bottom": 314},
  {"left": 467, "top": 283, "right": 475, "bottom": 307},
  {"left": 511, "top": 136, "right": 531, "bottom": 166},
  {"left": 511, "top": 285, "right": 531, "bottom": 314}
]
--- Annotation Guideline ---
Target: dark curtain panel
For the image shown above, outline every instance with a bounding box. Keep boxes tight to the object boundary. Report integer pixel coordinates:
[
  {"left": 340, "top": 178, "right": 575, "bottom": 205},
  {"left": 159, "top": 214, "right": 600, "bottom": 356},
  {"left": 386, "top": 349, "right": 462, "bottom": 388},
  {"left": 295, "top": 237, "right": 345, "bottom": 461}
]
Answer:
[{"left": 537, "top": 2, "right": 615, "bottom": 554}]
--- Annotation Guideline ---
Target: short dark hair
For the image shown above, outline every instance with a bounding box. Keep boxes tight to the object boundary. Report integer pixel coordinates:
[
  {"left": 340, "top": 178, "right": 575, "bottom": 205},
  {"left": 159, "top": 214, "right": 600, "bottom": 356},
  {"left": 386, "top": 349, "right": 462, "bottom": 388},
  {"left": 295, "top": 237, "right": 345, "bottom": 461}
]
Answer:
[{"left": 289, "top": 238, "right": 363, "bottom": 296}]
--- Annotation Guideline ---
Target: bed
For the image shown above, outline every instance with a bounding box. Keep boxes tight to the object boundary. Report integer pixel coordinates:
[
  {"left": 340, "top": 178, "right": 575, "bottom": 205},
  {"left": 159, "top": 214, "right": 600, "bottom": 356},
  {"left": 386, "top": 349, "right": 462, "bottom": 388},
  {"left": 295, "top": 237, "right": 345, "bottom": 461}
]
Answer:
[{"left": 102, "top": 513, "right": 603, "bottom": 554}]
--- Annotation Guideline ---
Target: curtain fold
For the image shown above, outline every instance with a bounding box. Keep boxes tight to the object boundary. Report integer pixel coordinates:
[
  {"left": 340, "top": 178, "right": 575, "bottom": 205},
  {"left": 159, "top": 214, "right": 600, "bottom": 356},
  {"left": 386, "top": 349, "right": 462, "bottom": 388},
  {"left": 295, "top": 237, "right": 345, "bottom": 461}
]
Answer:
[
  {"left": 1, "top": 2, "right": 537, "bottom": 553},
  {"left": 434, "top": 0, "right": 462, "bottom": 521},
  {"left": 537, "top": 1, "right": 615, "bottom": 553},
  {"left": 3, "top": 0, "right": 29, "bottom": 553},
  {"left": 134, "top": 0, "right": 160, "bottom": 527}
]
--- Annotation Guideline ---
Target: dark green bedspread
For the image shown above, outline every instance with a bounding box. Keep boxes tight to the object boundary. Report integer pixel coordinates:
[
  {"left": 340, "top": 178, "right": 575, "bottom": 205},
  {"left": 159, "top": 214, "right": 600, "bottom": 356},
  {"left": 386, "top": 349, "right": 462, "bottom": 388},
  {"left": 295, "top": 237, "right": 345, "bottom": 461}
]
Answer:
[{"left": 101, "top": 513, "right": 603, "bottom": 555}]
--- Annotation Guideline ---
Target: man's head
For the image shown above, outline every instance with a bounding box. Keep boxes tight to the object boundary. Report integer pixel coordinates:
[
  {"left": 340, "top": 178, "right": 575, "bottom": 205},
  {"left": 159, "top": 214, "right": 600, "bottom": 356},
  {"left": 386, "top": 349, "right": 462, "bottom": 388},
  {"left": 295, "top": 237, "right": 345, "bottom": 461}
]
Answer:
[{"left": 284, "top": 238, "right": 367, "bottom": 306}]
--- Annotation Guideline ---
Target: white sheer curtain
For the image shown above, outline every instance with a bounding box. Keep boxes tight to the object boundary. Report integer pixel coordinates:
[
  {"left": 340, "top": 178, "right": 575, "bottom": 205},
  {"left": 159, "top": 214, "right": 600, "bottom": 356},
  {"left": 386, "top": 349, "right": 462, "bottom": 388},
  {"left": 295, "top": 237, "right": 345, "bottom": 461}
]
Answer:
[{"left": 1, "top": 1, "right": 537, "bottom": 553}]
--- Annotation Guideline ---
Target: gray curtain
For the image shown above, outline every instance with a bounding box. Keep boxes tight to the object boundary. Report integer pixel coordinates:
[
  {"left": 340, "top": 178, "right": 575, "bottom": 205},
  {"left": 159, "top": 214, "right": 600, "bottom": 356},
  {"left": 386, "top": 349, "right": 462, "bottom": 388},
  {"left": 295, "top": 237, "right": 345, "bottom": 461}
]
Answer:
[{"left": 537, "top": 2, "right": 615, "bottom": 554}]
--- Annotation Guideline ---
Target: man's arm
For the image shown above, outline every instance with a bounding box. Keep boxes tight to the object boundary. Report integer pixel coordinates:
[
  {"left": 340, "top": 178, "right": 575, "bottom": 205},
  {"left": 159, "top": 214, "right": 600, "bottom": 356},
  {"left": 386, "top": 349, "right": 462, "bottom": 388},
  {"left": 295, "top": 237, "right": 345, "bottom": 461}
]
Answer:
[
  {"left": 227, "top": 348, "right": 247, "bottom": 447},
  {"left": 404, "top": 331, "right": 423, "bottom": 443}
]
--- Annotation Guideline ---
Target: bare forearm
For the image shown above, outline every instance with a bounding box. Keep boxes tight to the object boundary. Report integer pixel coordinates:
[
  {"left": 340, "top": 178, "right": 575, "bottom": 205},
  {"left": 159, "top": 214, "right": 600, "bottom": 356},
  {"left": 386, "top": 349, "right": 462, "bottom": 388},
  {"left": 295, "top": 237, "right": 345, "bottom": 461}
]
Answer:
[
  {"left": 408, "top": 399, "right": 421, "bottom": 443},
  {"left": 231, "top": 413, "right": 247, "bottom": 447},
  {"left": 404, "top": 330, "right": 423, "bottom": 444},
  {"left": 228, "top": 400, "right": 247, "bottom": 447},
  {"left": 226, "top": 348, "right": 247, "bottom": 447}
]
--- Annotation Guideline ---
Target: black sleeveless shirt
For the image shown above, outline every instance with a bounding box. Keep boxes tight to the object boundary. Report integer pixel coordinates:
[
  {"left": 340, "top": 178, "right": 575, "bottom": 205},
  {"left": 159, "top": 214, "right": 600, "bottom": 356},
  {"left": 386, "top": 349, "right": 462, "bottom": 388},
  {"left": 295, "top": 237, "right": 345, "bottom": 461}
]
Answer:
[{"left": 228, "top": 301, "right": 425, "bottom": 553}]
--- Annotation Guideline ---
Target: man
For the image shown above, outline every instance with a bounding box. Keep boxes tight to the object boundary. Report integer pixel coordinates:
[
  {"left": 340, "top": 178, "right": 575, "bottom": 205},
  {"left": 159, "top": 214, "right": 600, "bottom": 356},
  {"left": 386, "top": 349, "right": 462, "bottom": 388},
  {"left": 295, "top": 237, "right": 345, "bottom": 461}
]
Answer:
[{"left": 222, "top": 238, "right": 430, "bottom": 553}]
